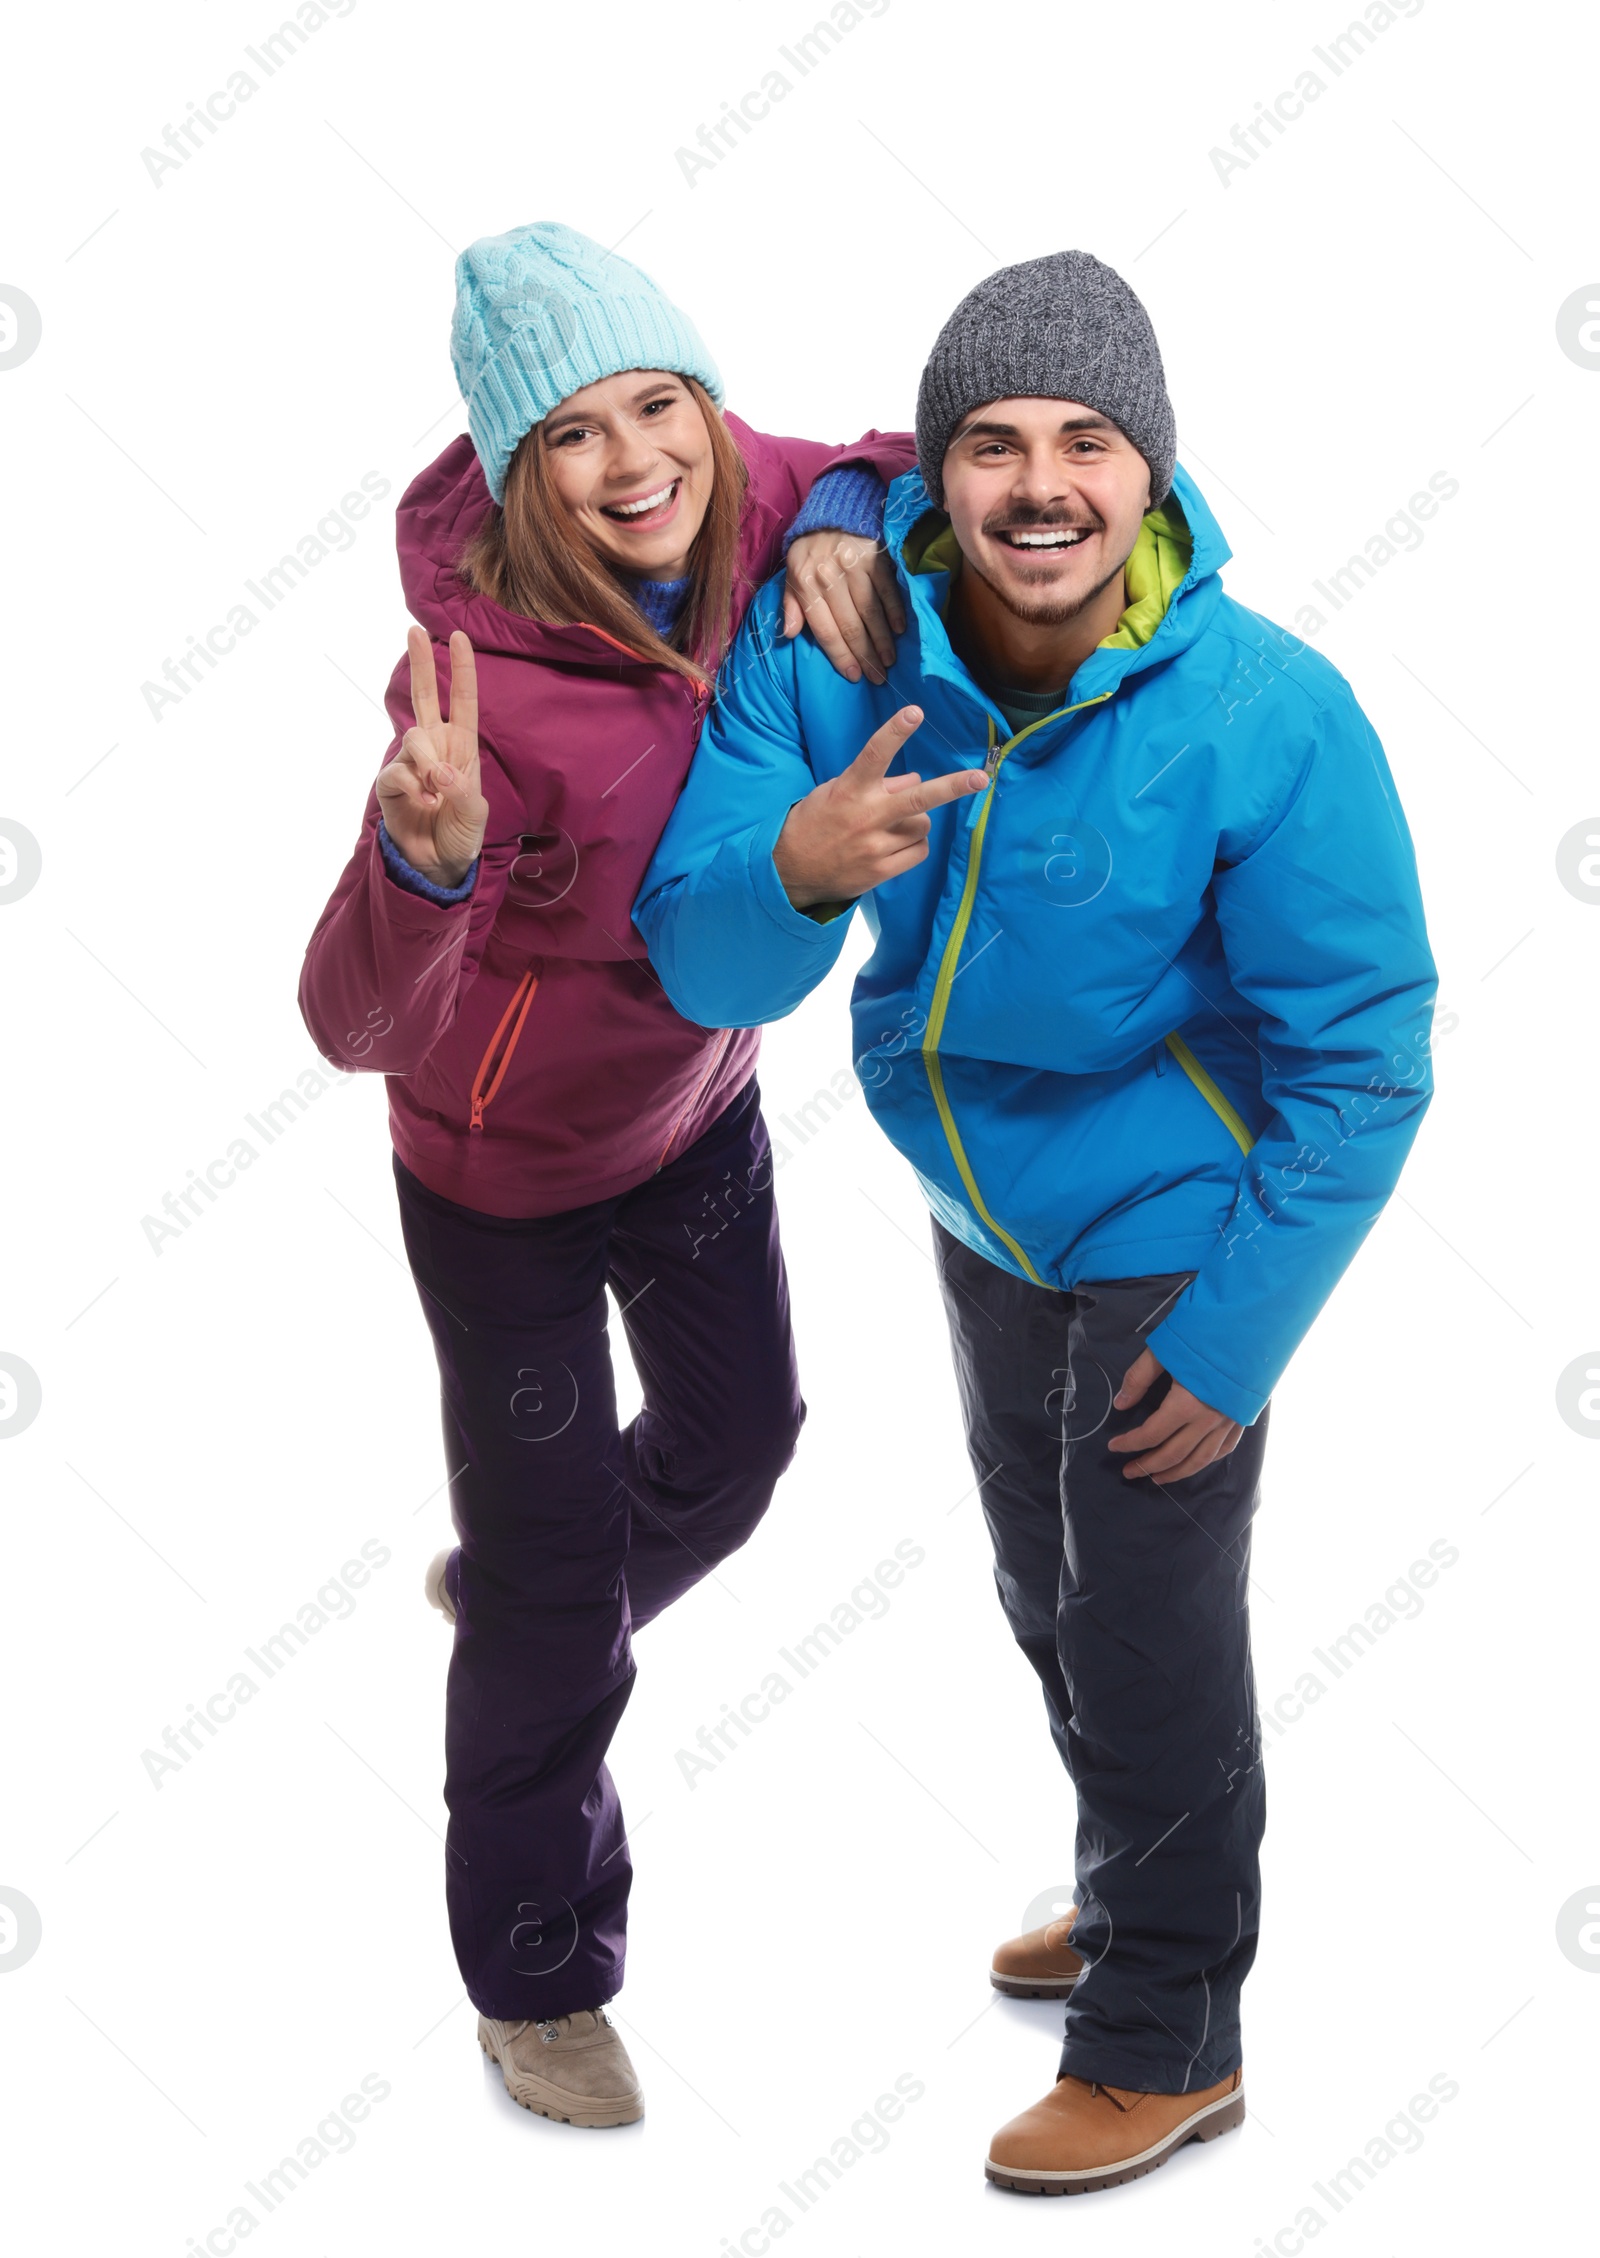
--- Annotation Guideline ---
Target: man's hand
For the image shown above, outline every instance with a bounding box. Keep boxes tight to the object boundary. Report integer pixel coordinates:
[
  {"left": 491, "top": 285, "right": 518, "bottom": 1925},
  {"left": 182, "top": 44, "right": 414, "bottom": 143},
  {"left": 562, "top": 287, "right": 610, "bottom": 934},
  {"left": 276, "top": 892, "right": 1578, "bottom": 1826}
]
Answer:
[
  {"left": 1107, "top": 1348, "right": 1244, "bottom": 1483},
  {"left": 772, "top": 706, "right": 988, "bottom": 908},
  {"left": 782, "top": 530, "right": 906, "bottom": 685}
]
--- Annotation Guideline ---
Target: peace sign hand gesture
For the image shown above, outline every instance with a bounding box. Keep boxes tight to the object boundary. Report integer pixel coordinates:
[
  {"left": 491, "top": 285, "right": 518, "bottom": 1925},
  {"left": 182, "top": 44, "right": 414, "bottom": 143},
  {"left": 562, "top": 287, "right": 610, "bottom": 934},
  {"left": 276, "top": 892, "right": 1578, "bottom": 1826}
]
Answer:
[
  {"left": 772, "top": 706, "right": 988, "bottom": 908},
  {"left": 376, "top": 627, "right": 489, "bottom": 890}
]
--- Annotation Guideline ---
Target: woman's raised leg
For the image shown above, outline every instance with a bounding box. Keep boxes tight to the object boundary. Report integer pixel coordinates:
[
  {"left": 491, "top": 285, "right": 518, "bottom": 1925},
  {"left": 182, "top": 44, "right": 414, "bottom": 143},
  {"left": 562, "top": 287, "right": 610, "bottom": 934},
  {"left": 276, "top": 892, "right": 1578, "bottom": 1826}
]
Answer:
[{"left": 606, "top": 1077, "right": 805, "bottom": 1630}]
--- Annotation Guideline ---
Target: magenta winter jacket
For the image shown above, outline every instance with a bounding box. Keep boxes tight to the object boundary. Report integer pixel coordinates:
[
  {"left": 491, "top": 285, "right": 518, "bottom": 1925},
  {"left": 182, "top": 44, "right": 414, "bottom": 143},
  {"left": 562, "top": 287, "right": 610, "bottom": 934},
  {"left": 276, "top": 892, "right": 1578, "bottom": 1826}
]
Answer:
[{"left": 298, "top": 419, "right": 914, "bottom": 1217}]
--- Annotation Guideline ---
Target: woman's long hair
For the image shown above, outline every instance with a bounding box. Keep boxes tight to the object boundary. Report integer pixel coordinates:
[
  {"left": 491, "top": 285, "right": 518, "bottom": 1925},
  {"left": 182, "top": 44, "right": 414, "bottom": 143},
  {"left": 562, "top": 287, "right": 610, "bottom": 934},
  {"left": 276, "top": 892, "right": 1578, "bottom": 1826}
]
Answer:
[{"left": 458, "top": 376, "right": 748, "bottom": 685}]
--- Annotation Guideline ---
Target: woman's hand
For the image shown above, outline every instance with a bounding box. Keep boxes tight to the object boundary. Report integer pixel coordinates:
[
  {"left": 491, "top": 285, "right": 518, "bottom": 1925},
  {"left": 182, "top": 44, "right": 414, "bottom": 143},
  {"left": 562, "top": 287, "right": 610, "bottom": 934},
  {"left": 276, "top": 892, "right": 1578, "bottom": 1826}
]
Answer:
[
  {"left": 782, "top": 530, "right": 907, "bottom": 686},
  {"left": 377, "top": 627, "right": 489, "bottom": 889}
]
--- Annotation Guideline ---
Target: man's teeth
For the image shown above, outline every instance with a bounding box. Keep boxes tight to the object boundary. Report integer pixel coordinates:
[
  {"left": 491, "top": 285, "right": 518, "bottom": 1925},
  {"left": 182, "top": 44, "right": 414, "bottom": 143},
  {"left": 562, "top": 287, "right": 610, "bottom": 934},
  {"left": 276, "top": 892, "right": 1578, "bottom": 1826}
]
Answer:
[
  {"left": 1005, "top": 528, "right": 1090, "bottom": 548},
  {"left": 610, "top": 482, "right": 675, "bottom": 517}
]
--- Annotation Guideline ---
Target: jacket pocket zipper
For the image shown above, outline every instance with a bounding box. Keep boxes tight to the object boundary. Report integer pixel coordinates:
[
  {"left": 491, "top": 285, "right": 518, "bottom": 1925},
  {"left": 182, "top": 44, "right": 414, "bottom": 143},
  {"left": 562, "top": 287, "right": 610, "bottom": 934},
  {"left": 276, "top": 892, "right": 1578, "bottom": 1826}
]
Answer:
[
  {"left": 1163, "top": 1032, "right": 1253, "bottom": 1154},
  {"left": 468, "top": 969, "right": 540, "bottom": 1132}
]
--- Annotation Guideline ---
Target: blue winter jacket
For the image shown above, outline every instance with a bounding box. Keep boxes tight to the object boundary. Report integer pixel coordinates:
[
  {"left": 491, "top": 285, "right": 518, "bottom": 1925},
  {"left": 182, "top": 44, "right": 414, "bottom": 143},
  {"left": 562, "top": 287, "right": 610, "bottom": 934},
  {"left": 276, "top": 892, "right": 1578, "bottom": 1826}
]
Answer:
[{"left": 633, "top": 465, "right": 1438, "bottom": 1427}]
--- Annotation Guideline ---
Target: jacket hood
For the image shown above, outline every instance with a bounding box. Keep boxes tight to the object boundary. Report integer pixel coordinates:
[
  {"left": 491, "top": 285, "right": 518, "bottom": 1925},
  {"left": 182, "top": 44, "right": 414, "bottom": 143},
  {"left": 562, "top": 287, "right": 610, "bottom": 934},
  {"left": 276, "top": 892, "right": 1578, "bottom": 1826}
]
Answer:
[
  {"left": 883, "top": 459, "right": 1233, "bottom": 718},
  {"left": 394, "top": 433, "right": 676, "bottom": 674}
]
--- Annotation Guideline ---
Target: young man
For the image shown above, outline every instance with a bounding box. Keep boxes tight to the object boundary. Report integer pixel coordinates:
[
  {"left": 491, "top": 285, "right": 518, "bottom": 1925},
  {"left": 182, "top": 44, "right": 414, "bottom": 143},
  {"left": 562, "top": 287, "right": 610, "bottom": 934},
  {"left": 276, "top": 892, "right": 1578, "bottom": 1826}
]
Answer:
[{"left": 634, "top": 252, "right": 1436, "bottom": 2194}]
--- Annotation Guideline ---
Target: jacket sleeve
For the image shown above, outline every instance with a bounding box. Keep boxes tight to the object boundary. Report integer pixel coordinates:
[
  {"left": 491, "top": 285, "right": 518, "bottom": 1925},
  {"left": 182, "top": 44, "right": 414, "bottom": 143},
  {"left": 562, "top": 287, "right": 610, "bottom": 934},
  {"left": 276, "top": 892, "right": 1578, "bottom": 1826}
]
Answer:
[
  {"left": 781, "top": 463, "right": 887, "bottom": 555},
  {"left": 1145, "top": 693, "right": 1438, "bottom": 1428},
  {"left": 297, "top": 649, "right": 511, "bottom": 1075},
  {"left": 734, "top": 421, "right": 916, "bottom": 584},
  {"left": 633, "top": 585, "right": 857, "bottom": 1027}
]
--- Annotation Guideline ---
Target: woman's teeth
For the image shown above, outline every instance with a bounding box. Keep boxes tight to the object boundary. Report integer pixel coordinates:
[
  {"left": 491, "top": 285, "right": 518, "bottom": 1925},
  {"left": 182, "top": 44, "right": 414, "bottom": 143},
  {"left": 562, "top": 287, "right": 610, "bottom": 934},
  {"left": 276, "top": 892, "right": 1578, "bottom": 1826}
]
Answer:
[{"left": 607, "top": 481, "right": 677, "bottom": 518}]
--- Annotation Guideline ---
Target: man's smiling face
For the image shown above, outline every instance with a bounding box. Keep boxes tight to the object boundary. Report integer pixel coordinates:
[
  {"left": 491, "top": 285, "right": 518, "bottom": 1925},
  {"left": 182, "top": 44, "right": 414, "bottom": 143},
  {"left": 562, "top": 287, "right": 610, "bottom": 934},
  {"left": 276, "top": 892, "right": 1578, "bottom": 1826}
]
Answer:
[{"left": 940, "top": 398, "right": 1154, "bottom": 626}]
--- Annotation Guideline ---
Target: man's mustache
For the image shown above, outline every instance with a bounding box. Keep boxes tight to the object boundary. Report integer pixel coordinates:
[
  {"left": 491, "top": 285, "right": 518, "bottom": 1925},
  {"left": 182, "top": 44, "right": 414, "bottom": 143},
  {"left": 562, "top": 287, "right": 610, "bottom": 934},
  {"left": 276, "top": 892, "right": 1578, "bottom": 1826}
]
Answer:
[{"left": 982, "top": 506, "right": 1103, "bottom": 536}]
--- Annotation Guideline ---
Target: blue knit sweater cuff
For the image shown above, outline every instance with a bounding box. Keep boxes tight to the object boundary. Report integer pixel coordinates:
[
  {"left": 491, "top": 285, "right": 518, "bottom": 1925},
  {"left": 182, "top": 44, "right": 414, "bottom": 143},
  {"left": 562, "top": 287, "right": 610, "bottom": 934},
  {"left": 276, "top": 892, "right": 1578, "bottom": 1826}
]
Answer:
[
  {"left": 781, "top": 464, "right": 887, "bottom": 555},
  {"left": 377, "top": 816, "right": 478, "bottom": 904}
]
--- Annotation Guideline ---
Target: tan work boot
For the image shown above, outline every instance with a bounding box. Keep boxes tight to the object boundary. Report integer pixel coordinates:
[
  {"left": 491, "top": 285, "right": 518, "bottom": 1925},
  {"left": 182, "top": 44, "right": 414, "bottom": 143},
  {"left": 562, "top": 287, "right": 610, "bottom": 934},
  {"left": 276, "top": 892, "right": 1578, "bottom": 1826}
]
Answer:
[
  {"left": 424, "top": 1547, "right": 456, "bottom": 1623},
  {"left": 986, "top": 2067, "right": 1244, "bottom": 2194},
  {"left": 478, "top": 2009, "right": 643, "bottom": 2127},
  {"left": 990, "top": 1907, "right": 1084, "bottom": 1998}
]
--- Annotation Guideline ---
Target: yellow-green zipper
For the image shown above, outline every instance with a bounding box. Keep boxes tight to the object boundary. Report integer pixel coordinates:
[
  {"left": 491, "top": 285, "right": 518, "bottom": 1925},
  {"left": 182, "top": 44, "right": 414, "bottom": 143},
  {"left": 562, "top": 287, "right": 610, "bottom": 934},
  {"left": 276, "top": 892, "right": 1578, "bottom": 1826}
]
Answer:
[
  {"left": 1163, "top": 1032, "right": 1253, "bottom": 1153},
  {"left": 920, "top": 697, "right": 1111, "bottom": 1284},
  {"left": 918, "top": 696, "right": 1256, "bottom": 1284}
]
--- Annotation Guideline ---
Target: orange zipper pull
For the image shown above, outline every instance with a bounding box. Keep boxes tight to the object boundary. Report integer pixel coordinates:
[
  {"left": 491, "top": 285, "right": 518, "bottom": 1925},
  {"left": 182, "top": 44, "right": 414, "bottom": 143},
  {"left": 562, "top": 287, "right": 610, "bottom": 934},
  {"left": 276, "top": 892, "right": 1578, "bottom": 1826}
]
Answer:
[{"left": 467, "top": 968, "right": 539, "bottom": 1133}]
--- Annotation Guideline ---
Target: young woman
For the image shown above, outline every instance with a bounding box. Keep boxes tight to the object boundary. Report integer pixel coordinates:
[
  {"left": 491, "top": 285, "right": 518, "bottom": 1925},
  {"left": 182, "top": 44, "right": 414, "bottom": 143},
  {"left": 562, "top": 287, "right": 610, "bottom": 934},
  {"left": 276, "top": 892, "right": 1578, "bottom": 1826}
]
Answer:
[{"left": 298, "top": 222, "right": 911, "bottom": 2127}]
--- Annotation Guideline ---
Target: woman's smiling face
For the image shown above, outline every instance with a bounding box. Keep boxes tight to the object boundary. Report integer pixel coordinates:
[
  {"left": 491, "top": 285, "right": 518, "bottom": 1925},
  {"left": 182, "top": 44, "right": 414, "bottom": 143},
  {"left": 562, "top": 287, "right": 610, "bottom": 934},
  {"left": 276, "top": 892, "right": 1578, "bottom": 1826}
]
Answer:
[{"left": 539, "top": 371, "right": 716, "bottom": 583}]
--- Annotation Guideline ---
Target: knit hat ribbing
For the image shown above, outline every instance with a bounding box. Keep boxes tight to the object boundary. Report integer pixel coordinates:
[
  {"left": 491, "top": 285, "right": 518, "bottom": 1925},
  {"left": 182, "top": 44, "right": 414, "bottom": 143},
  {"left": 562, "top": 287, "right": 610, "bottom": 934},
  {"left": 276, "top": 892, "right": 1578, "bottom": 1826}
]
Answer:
[
  {"left": 450, "top": 222, "right": 724, "bottom": 502},
  {"left": 914, "top": 250, "right": 1175, "bottom": 508}
]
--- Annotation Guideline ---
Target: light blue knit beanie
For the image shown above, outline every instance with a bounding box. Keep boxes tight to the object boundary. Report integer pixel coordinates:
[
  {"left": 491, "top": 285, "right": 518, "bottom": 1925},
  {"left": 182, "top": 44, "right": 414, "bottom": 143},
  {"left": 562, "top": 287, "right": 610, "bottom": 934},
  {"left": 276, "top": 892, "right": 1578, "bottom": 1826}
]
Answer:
[{"left": 450, "top": 221, "right": 725, "bottom": 502}]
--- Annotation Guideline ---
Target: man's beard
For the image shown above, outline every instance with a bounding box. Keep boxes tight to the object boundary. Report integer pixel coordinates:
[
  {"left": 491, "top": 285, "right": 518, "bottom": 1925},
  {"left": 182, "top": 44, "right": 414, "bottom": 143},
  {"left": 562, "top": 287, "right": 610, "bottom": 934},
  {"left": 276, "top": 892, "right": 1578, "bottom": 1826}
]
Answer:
[
  {"left": 969, "top": 506, "right": 1122, "bottom": 625},
  {"left": 966, "top": 542, "right": 1124, "bottom": 627}
]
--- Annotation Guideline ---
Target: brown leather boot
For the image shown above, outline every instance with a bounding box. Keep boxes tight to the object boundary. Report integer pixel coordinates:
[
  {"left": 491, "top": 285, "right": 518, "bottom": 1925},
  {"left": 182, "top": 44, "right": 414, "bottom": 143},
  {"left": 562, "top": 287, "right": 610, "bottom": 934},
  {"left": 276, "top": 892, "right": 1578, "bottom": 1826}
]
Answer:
[
  {"left": 986, "top": 2068, "right": 1245, "bottom": 2194},
  {"left": 989, "top": 1908, "right": 1084, "bottom": 1998},
  {"left": 478, "top": 2009, "right": 643, "bottom": 2127}
]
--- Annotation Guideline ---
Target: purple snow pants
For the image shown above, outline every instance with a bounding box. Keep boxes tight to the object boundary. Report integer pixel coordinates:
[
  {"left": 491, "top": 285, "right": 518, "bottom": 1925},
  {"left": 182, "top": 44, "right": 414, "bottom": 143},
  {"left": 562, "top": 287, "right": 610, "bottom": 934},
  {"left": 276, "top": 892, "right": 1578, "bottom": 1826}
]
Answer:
[{"left": 393, "top": 1076, "right": 802, "bottom": 2018}]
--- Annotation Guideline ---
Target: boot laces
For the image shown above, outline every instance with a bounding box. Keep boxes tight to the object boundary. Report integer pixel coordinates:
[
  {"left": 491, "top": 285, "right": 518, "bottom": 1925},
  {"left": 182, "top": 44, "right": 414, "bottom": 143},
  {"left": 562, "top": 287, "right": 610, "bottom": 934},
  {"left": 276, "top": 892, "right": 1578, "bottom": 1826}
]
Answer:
[{"left": 536, "top": 2007, "right": 611, "bottom": 2044}]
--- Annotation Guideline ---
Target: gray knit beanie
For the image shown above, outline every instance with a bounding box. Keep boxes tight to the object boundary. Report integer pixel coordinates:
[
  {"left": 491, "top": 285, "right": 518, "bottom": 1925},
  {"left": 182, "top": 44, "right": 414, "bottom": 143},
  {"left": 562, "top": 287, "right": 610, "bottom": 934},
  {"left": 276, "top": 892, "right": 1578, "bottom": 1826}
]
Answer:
[{"left": 914, "top": 250, "right": 1176, "bottom": 509}]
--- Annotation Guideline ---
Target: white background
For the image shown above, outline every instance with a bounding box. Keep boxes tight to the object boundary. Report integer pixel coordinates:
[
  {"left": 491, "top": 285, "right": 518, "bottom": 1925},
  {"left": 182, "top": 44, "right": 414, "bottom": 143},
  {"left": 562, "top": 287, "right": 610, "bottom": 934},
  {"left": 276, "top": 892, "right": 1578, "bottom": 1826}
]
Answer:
[{"left": 2, "top": 1, "right": 1595, "bottom": 2251}]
